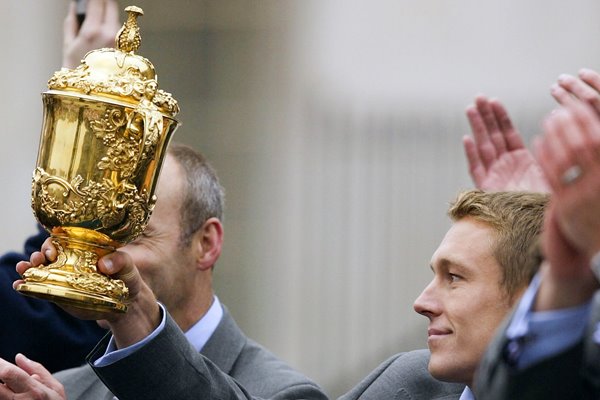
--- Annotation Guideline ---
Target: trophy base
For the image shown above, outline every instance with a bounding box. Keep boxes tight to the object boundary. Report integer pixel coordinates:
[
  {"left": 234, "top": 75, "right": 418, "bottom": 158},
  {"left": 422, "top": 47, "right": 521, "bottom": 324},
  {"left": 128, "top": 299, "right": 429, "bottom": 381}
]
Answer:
[
  {"left": 16, "top": 282, "right": 127, "bottom": 313},
  {"left": 16, "top": 231, "right": 129, "bottom": 313}
]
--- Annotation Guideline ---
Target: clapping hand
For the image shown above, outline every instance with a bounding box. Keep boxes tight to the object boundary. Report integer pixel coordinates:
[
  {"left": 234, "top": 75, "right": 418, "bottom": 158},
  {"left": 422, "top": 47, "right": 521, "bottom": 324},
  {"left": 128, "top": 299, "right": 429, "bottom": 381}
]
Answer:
[{"left": 463, "top": 95, "right": 549, "bottom": 192}]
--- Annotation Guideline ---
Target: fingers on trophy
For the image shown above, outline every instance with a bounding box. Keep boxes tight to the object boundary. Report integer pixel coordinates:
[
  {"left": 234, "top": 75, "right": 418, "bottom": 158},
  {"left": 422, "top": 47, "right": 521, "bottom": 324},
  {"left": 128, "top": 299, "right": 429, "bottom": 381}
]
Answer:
[{"left": 16, "top": 6, "right": 180, "bottom": 313}]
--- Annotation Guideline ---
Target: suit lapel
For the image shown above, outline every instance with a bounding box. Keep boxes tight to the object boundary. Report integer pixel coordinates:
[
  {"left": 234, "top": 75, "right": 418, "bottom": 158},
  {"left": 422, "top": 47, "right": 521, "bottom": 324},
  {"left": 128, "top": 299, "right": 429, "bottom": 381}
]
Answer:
[
  {"left": 583, "top": 292, "right": 600, "bottom": 391},
  {"left": 200, "top": 306, "right": 246, "bottom": 375},
  {"left": 82, "top": 306, "right": 247, "bottom": 399}
]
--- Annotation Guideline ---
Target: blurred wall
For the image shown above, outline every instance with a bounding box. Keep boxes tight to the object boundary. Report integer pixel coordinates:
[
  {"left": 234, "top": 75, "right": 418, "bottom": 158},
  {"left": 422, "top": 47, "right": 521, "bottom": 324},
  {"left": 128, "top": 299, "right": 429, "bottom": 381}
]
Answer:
[
  {"left": 3, "top": 0, "right": 600, "bottom": 397},
  {"left": 1, "top": 2, "right": 63, "bottom": 248},
  {"left": 286, "top": 2, "right": 600, "bottom": 394}
]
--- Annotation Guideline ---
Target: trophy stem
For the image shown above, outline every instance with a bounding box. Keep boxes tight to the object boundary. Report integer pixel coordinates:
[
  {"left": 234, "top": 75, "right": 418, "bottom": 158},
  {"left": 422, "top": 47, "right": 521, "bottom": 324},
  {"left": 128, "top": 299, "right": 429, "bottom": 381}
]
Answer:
[{"left": 16, "top": 231, "right": 129, "bottom": 313}]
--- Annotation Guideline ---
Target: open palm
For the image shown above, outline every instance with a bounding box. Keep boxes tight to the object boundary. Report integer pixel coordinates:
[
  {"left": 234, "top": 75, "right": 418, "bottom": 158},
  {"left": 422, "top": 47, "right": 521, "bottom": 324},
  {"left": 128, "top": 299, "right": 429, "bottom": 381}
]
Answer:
[{"left": 464, "top": 95, "right": 549, "bottom": 192}]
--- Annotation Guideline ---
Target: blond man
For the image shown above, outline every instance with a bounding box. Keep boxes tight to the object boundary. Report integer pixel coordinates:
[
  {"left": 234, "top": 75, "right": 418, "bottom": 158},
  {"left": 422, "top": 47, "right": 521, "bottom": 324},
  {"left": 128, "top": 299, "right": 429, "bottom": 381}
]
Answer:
[{"left": 341, "top": 190, "right": 547, "bottom": 400}]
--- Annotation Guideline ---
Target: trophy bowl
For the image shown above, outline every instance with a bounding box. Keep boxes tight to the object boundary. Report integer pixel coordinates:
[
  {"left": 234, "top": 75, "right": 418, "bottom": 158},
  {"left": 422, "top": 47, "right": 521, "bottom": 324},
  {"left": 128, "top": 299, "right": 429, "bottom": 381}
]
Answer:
[{"left": 16, "top": 6, "right": 180, "bottom": 313}]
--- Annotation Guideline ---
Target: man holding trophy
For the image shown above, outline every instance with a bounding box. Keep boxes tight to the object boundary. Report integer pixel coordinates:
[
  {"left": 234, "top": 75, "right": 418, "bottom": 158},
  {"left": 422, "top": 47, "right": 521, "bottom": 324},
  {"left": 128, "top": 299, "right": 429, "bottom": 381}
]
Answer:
[
  {"left": 0, "top": 0, "right": 122, "bottom": 374},
  {"left": 0, "top": 2, "right": 326, "bottom": 399}
]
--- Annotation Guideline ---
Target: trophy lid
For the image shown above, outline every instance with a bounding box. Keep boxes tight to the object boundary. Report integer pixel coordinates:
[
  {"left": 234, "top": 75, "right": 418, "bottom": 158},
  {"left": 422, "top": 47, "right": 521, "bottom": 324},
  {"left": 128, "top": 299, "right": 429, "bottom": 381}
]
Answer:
[{"left": 47, "top": 5, "right": 179, "bottom": 117}]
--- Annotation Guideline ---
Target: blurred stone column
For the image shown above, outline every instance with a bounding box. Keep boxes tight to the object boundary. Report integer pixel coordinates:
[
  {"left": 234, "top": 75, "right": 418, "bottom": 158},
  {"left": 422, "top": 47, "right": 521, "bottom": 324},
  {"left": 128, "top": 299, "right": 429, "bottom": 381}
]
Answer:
[{"left": 0, "top": 1, "right": 63, "bottom": 251}]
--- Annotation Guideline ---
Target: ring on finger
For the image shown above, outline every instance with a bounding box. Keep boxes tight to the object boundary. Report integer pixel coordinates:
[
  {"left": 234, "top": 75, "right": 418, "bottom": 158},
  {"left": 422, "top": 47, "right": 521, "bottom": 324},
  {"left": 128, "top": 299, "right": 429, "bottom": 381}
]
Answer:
[{"left": 561, "top": 165, "right": 583, "bottom": 185}]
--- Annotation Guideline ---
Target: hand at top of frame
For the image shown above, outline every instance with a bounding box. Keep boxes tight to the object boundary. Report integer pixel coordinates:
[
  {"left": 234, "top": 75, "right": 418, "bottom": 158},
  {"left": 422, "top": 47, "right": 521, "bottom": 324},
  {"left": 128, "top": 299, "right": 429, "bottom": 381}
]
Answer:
[
  {"left": 463, "top": 95, "right": 549, "bottom": 192},
  {"left": 62, "top": 0, "right": 121, "bottom": 68}
]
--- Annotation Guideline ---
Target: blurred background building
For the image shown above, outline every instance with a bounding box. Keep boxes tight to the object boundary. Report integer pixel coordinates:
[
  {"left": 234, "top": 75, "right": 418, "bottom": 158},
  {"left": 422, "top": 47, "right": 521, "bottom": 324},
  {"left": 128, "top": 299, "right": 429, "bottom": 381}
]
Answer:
[{"left": 3, "top": 0, "right": 600, "bottom": 396}]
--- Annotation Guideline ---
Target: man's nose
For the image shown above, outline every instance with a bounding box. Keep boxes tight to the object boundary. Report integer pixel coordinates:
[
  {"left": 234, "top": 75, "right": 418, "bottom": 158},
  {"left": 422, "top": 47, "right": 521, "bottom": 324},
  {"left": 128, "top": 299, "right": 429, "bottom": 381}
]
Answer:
[{"left": 413, "top": 280, "right": 440, "bottom": 318}]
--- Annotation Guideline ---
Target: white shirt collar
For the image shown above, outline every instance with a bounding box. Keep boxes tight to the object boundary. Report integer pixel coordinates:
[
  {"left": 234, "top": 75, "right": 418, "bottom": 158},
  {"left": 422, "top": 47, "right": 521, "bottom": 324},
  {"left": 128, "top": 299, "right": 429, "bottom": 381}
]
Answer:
[
  {"left": 459, "top": 386, "right": 475, "bottom": 400},
  {"left": 184, "top": 295, "right": 223, "bottom": 352}
]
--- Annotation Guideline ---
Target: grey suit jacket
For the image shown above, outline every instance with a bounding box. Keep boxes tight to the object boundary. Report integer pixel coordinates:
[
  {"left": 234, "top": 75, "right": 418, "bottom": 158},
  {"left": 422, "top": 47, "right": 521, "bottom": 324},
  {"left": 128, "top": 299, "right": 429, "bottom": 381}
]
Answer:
[
  {"left": 338, "top": 349, "right": 464, "bottom": 400},
  {"left": 55, "top": 307, "right": 326, "bottom": 400},
  {"left": 474, "top": 291, "right": 600, "bottom": 400}
]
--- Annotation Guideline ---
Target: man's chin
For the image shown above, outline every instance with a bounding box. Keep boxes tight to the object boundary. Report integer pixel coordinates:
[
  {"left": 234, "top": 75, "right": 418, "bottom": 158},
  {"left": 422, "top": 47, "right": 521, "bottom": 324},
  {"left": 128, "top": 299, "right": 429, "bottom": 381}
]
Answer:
[{"left": 428, "top": 359, "right": 467, "bottom": 385}]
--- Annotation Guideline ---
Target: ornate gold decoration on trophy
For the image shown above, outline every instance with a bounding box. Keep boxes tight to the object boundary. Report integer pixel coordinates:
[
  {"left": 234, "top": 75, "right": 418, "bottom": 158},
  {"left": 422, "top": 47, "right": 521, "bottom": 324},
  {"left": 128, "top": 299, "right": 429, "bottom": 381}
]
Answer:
[{"left": 16, "top": 6, "right": 180, "bottom": 313}]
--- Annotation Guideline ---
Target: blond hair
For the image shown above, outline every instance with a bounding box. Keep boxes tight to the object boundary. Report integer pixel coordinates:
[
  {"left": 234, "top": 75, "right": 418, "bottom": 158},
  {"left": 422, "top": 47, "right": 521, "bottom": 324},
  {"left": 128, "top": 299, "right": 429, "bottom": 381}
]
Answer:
[{"left": 448, "top": 190, "right": 548, "bottom": 299}]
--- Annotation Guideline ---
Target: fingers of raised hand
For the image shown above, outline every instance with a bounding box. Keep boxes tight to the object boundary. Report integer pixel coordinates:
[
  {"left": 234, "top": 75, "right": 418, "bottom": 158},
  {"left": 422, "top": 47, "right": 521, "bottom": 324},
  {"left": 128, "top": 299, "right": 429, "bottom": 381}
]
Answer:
[
  {"left": 466, "top": 103, "right": 489, "bottom": 148},
  {"left": 104, "top": 0, "right": 121, "bottom": 31},
  {"left": 539, "top": 101, "right": 600, "bottom": 191},
  {"left": 538, "top": 109, "right": 576, "bottom": 191},
  {"left": 489, "top": 99, "right": 524, "bottom": 150},
  {"left": 466, "top": 97, "right": 499, "bottom": 167},
  {"left": 462, "top": 135, "right": 486, "bottom": 186},
  {"left": 557, "top": 74, "right": 600, "bottom": 115},
  {"left": 80, "top": 0, "right": 120, "bottom": 40},
  {"left": 579, "top": 68, "right": 600, "bottom": 94},
  {"left": 475, "top": 96, "right": 509, "bottom": 153},
  {"left": 551, "top": 83, "right": 574, "bottom": 106}
]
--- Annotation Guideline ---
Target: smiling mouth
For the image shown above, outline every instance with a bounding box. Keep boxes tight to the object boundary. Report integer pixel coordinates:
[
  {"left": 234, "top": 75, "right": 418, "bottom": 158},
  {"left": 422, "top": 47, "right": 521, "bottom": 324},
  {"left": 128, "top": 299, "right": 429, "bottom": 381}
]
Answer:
[
  {"left": 427, "top": 328, "right": 452, "bottom": 338},
  {"left": 427, "top": 329, "right": 451, "bottom": 348}
]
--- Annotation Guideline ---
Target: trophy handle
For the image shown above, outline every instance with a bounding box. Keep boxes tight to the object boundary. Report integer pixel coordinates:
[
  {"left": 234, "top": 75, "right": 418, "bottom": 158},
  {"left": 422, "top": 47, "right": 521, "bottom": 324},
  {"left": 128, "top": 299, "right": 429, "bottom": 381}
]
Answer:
[{"left": 127, "top": 81, "right": 163, "bottom": 173}]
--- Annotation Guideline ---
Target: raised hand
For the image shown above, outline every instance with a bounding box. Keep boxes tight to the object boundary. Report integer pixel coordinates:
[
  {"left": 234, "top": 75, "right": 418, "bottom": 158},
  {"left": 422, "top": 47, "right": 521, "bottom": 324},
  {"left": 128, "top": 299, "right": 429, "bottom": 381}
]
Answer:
[
  {"left": 0, "top": 354, "right": 66, "bottom": 400},
  {"left": 463, "top": 95, "right": 549, "bottom": 192},
  {"left": 535, "top": 98, "right": 600, "bottom": 310},
  {"left": 551, "top": 69, "right": 600, "bottom": 116},
  {"left": 63, "top": 0, "right": 120, "bottom": 68},
  {"left": 538, "top": 99, "right": 600, "bottom": 261}
]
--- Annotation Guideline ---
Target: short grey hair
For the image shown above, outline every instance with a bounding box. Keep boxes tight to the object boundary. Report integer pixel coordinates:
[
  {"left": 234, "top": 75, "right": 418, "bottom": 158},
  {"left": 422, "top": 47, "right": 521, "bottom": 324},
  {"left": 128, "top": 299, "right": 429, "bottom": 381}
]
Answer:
[{"left": 166, "top": 142, "right": 225, "bottom": 247}]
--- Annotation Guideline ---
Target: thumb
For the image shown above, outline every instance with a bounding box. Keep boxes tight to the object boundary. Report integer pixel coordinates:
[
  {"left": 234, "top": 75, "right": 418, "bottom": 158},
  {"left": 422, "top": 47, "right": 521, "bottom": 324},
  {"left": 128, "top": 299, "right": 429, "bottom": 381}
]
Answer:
[{"left": 98, "top": 250, "right": 144, "bottom": 297}]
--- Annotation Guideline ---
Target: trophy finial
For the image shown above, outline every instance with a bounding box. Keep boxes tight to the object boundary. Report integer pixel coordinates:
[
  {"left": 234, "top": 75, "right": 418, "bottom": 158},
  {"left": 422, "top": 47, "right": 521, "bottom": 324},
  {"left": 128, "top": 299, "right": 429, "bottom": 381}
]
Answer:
[
  {"left": 47, "top": 2, "right": 179, "bottom": 117},
  {"left": 115, "top": 6, "right": 144, "bottom": 53}
]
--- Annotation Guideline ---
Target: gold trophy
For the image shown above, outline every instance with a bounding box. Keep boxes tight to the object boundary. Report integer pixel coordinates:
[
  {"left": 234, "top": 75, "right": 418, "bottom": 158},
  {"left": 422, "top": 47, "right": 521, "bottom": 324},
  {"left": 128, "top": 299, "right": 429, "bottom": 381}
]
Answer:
[{"left": 16, "top": 6, "right": 179, "bottom": 313}]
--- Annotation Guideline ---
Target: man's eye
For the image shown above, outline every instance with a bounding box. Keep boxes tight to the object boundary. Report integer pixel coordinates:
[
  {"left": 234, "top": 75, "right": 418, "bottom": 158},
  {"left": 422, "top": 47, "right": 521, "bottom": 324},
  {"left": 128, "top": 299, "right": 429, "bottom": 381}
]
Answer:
[{"left": 449, "top": 273, "right": 461, "bottom": 283}]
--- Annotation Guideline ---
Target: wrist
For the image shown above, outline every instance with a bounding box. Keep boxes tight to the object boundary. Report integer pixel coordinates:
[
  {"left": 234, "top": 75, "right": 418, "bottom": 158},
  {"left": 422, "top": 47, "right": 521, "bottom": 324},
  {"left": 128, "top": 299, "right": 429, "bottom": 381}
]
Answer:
[
  {"left": 107, "top": 286, "right": 161, "bottom": 349},
  {"left": 535, "top": 262, "right": 599, "bottom": 311}
]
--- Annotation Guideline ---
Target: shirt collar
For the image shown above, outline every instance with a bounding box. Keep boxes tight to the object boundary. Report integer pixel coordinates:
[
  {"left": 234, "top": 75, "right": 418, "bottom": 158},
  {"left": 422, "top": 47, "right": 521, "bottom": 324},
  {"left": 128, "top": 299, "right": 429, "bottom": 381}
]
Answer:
[
  {"left": 184, "top": 295, "right": 223, "bottom": 352},
  {"left": 459, "top": 386, "right": 475, "bottom": 400}
]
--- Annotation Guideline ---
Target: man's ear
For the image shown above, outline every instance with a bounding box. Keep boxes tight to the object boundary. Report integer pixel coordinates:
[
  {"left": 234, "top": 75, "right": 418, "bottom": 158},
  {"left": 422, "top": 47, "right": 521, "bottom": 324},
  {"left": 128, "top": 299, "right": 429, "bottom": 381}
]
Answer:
[{"left": 192, "top": 217, "right": 223, "bottom": 271}]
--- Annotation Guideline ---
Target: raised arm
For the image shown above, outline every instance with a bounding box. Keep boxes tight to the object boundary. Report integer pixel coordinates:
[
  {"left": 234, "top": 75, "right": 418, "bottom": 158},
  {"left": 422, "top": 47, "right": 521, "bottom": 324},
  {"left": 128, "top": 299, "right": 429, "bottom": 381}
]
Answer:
[
  {"left": 473, "top": 86, "right": 600, "bottom": 400},
  {"left": 535, "top": 98, "right": 600, "bottom": 312},
  {"left": 14, "top": 242, "right": 326, "bottom": 400},
  {"left": 463, "top": 95, "right": 549, "bottom": 192}
]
